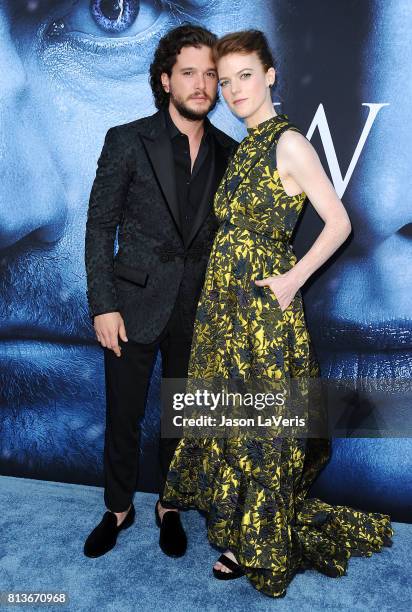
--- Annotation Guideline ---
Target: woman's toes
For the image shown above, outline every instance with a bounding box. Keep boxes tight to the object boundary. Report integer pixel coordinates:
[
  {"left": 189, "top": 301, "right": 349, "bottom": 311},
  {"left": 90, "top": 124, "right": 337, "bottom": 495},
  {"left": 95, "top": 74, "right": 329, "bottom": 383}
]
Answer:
[{"left": 214, "top": 560, "right": 232, "bottom": 573}]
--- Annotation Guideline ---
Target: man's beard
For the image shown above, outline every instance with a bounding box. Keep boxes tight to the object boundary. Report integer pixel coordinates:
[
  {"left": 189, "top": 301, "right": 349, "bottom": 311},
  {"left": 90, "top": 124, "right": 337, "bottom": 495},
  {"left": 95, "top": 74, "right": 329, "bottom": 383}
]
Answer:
[{"left": 170, "top": 90, "right": 218, "bottom": 121}]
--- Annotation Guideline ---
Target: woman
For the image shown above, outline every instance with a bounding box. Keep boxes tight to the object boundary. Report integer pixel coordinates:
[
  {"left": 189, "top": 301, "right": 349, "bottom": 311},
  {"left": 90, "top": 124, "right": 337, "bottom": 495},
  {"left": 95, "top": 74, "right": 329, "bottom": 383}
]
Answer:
[{"left": 162, "top": 30, "right": 393, "bottom": 598}]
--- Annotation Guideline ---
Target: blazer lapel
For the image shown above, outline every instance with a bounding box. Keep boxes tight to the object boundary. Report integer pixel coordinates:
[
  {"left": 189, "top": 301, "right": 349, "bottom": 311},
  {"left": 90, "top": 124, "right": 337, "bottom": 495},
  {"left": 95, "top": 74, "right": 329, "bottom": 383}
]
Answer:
[
  {"left": 138, "top": 111, "right": 235, "bottom": 250},
  {"left": 139, "top": 113, "right": 182, "bottom": 241}
]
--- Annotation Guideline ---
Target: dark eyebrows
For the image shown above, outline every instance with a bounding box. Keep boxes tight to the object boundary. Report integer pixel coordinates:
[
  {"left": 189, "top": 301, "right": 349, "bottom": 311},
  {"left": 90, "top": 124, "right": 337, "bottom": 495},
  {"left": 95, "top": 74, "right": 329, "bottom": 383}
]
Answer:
[
  {"left": 179, "top": 67, "right": 217, "bottom": 72},
  {"left": 218, "top": 68, "right": 254, "bottom": 80}
]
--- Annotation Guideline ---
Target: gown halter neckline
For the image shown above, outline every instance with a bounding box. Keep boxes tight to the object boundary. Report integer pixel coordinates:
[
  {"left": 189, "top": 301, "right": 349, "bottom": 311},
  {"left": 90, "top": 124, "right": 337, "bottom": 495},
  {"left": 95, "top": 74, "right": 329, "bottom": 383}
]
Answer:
[{"left": 246, "top": 113, "right": 289, "bottom": 136}]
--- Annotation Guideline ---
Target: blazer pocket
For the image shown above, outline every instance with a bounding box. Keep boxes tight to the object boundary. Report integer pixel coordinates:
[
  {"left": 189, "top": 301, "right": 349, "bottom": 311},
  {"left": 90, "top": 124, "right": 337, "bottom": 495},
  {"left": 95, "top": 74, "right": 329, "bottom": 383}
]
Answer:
[{"left": 114, "top": 261, "right": 149, "bottom": 289}]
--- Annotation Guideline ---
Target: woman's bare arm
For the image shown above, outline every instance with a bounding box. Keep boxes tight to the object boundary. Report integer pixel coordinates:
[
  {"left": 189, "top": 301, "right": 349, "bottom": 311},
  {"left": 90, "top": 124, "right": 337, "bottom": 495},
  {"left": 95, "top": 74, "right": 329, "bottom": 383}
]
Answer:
[
  {"left": 277, "top": 129, "right": 352, "bottom": 286},
  {"left": 255, "top": 130, "right": 352, "bottom": 310}
]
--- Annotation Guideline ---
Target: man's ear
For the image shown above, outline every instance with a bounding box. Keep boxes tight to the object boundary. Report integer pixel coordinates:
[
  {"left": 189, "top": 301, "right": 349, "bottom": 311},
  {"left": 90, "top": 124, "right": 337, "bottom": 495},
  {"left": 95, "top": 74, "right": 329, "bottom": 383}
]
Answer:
[
  {"left": 267, "top": 67, "right": 276, "bottom": 88},
  {"left": 161, "top": 72, "right": 170, "bottom": 93}
]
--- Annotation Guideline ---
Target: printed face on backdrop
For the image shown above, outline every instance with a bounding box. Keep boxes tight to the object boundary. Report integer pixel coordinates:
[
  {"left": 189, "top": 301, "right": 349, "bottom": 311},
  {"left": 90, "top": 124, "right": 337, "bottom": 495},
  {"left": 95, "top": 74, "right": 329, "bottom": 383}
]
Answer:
[
  {"left": 0, "top": 0, "right": 275, "bottom": 479},
  {"left": 303, "top": 0, "right": 411, "bottom": 393},
  {"left": 304, "top": 0, "right": 412, "bottom": 510}
]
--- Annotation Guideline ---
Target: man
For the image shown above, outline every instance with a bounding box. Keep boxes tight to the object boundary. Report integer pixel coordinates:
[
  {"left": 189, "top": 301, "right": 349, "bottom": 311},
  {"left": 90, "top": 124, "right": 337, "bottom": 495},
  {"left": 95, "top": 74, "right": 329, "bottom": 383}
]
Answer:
[
  {"left": 0, "top": 0, "right": 277, "bottom": 487},
  {"left": 83, "top": 24, "right": 236, "bottom": 558}
]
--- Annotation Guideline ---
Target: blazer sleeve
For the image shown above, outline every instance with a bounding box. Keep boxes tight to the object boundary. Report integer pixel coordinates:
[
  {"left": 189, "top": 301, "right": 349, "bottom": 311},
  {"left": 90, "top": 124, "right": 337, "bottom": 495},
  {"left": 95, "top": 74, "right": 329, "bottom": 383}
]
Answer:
[{"left": 84, "top": 127, "right": 131, "bottom": 318}]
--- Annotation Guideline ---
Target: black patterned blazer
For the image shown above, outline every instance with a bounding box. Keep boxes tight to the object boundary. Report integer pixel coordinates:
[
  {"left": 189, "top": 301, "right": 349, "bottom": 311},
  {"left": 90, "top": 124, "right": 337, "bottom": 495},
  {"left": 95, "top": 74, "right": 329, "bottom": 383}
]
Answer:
[{"left": 84, "top": 109, "right": 237, "bottom": 343}]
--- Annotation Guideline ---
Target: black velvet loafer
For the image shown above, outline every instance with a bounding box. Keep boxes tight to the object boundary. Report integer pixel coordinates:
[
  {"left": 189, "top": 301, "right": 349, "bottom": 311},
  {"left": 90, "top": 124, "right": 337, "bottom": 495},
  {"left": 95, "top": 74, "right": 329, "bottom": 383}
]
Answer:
[
  {"left": 83, "top": 504, "right": 135, "bottom": 558},
  {"left": 155, "top": 501, "right": 187, "bottom": 558}
]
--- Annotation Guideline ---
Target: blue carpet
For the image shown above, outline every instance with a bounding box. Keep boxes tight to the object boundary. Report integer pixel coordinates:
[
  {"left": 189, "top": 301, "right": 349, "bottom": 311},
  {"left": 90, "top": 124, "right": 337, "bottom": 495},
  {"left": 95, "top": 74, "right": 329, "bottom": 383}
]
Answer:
[{"left": 0, "top": 475, "right": 410, "bottom": 611}]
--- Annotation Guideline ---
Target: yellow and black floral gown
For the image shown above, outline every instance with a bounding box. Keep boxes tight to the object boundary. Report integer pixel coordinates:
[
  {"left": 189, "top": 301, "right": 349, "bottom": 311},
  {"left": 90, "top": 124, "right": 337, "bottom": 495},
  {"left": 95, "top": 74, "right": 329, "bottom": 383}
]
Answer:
[{"left": 162, "top": 114, "right": 393, "bottom": 598}]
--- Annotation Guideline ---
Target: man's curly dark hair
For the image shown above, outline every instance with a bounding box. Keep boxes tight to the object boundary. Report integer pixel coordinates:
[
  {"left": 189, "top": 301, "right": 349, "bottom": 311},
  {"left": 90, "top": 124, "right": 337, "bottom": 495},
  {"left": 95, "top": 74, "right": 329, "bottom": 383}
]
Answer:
[{"left": 149, "top": 24, "right": 218, "bottom": 110}]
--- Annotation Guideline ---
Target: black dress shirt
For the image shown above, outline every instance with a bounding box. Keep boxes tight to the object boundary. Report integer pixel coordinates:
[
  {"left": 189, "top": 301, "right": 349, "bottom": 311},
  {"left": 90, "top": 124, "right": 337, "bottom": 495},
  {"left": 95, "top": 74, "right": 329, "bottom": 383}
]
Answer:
[{"left": 164, "top": 108, "right": 213, "bottom": 244}]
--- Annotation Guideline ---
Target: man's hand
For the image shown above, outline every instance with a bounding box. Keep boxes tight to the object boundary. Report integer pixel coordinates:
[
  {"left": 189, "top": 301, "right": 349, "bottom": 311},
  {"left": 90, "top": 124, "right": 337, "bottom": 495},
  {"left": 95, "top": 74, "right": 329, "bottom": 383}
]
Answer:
[{"left": 93, "top": 312, "right": 128, "bottom": 357}]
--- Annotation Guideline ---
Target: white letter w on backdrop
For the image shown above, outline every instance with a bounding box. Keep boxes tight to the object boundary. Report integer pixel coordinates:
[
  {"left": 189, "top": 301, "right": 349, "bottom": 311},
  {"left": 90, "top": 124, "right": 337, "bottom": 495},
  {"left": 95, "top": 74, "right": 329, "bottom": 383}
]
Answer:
[{"left": 306, "top": 103, "right": 389, "bottom": 198}]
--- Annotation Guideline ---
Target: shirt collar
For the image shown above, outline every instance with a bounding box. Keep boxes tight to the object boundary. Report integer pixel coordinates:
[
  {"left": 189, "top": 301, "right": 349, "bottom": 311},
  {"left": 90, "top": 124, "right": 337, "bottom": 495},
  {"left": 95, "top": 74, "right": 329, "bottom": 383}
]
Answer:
[
  {"left": 164, "top": 106, "right": 180, "bottom": 139},
  {"left": 163, "top": 106, "right": 211, "bottom": 140}
]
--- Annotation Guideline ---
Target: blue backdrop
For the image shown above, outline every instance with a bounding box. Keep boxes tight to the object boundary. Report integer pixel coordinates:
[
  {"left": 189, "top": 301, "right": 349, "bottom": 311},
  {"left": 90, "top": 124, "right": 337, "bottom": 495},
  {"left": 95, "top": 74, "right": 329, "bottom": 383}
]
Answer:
[{"left": 0, "top": 0, "right": 410, "bottom": 521}]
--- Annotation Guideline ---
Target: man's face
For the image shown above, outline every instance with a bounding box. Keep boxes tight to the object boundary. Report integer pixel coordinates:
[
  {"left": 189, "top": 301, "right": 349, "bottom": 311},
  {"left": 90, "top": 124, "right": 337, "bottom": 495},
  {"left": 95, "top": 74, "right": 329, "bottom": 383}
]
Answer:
[
  {"left": 161, "top": 45, "right": 218, "bottom": 120},
  {"left": 0, "top": 0, "right": 276, "bottom": 480}
]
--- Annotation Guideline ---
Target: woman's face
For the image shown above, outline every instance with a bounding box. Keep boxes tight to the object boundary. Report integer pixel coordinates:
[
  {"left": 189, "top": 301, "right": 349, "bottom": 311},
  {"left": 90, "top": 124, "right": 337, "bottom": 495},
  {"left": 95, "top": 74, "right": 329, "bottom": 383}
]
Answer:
[{"left": 217, "top": 51, "right": 274, "bottom": 122}]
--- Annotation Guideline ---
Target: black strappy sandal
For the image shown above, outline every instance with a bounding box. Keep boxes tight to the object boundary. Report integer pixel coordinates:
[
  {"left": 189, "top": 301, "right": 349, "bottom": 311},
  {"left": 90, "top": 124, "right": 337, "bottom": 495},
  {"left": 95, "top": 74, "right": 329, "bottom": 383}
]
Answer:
[{"left": 212, "top": 553, "right": 245, "bottom": 580}]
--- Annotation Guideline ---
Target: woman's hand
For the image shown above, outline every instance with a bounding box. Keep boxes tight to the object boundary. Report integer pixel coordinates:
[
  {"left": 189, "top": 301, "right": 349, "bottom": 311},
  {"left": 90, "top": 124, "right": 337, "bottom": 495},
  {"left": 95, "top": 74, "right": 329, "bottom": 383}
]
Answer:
[{"left": 254, "top": 269, "right": 302, "bottom": 312}]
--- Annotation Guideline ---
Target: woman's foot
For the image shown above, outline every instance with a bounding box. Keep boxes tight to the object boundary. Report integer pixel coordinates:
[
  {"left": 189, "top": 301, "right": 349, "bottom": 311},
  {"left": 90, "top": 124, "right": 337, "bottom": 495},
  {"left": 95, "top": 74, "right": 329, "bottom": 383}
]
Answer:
[{"left": 213, "top": 550, "right": 238, "bottom": 574}]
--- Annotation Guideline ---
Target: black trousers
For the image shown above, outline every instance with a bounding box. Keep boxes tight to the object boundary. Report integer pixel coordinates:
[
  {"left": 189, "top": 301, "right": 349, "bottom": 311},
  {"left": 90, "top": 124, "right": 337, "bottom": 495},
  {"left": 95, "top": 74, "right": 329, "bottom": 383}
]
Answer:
[{"left": 103, "top": 298, "right": 192, "bottom": 512}]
